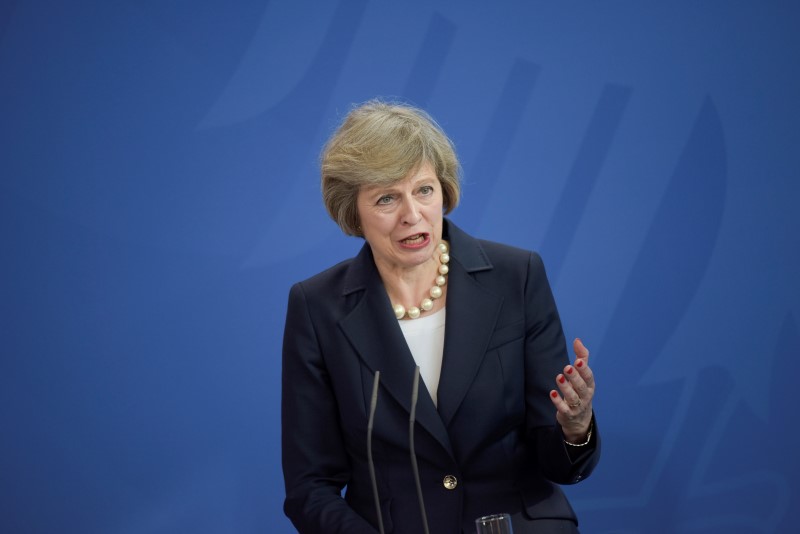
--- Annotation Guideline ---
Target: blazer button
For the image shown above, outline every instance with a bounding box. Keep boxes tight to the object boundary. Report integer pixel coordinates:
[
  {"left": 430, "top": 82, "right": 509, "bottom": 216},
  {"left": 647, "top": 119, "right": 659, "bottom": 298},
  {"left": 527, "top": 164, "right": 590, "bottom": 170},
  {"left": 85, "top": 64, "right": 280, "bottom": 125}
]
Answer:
[{"left": 443, "top": 475, "right": 458, "bottom": 490}]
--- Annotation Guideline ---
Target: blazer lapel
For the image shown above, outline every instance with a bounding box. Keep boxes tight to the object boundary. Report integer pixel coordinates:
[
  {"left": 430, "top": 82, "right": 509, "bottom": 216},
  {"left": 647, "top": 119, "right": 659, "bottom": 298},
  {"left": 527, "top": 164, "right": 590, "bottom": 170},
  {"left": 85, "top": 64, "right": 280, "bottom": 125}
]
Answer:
[
  {"left": 437, "top": 220, "right": 504, "bottom": 427},
  {"left": 338, "top": 244, "right": 453, "bottom": 457}
]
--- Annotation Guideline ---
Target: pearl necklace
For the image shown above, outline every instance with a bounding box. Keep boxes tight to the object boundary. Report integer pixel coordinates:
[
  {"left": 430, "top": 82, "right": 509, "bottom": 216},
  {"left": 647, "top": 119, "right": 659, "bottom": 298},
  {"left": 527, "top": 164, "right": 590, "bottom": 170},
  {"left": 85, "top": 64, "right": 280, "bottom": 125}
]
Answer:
[{"left": 393, "top": 241, "right": 450, "bottom": 320}]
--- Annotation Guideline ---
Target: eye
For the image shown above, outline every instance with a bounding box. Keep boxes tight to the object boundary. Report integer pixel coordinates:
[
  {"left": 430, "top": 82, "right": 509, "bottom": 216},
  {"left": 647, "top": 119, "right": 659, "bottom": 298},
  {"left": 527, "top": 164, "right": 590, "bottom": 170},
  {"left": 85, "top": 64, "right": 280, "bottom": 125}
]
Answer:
[
  {"left": 419, "top": 185, "right": 434, "bottom": 195},
  {"left": 377, "top": 195, "right": 394, "bottom": 205}
]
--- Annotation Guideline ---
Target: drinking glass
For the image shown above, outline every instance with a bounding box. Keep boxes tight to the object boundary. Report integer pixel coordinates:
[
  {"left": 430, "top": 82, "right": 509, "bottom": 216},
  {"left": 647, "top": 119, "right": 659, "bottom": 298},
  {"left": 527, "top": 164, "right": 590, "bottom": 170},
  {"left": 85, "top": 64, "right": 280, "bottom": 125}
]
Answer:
[{"left": 475, "top": 513, "right": 513, "bottom": 533}]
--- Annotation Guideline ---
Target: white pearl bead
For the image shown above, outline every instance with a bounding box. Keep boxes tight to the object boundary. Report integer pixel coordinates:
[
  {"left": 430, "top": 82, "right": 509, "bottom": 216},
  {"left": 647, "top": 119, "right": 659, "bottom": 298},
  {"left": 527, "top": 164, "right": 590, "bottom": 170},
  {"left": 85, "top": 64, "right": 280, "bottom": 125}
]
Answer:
[{"left": 391, "top": 242, "right": 450, "bottom": 319}]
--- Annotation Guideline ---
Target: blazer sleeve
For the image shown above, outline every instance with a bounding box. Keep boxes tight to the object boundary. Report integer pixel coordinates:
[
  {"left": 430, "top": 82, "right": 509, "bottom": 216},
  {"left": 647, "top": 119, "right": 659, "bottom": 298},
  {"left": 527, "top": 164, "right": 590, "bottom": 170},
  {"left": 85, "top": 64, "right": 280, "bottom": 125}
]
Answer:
[
  {"left": 281, "top": 283, "right": 378, "bottom": 534},
  {"left": 523, "top": 252, "right": 601, "bottom": 485}
]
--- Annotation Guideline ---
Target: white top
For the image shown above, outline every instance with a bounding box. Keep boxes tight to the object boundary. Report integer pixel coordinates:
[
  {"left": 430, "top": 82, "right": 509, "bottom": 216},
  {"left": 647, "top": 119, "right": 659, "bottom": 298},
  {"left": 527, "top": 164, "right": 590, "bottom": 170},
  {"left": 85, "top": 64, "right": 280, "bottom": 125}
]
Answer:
[{"left": 398, "top": 308, "right": 446, "bottom": 407}]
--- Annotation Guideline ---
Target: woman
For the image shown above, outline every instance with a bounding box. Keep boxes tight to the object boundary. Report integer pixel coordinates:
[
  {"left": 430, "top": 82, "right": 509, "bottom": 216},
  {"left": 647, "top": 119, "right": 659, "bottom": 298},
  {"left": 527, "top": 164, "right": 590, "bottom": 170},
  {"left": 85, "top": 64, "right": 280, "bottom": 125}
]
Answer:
[{"left": 282, "top": 100, "right": 599, "bottom": 533}]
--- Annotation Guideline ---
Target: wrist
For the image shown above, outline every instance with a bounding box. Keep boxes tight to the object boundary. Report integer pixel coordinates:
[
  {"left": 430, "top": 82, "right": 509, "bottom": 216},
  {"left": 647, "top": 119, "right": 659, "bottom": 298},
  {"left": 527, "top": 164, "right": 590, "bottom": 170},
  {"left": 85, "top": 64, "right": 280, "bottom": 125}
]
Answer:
[{"left": 563, "top": 420, "right": 593, "bottom": 447}]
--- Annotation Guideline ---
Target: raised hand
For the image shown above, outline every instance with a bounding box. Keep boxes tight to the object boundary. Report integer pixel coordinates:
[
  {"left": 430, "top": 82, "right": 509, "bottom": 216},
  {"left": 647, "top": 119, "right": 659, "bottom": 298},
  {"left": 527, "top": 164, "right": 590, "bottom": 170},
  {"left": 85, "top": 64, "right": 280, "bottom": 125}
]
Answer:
[{"left": 549, "top": 338, "right": 595, "bottom": 443}]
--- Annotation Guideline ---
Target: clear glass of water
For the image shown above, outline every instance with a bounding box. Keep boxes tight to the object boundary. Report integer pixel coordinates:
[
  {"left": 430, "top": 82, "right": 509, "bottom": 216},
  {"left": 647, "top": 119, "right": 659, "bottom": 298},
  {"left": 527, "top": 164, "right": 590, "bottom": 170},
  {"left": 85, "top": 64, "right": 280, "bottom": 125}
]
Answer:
[{"left": 475, "top": 513, "right": 513, "bottom": 533}]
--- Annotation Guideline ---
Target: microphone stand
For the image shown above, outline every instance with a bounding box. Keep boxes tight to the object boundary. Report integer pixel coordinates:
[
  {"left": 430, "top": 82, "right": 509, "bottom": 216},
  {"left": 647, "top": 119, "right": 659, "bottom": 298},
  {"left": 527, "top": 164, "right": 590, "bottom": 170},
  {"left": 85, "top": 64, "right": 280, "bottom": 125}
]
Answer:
[
  {"left": 409, "top": 366, "right": 431, "bottom": 534},
  {"left": 367, "top": 367, "right": 431, "bottom": 534},
  {"left": 367, "top": 371, "right": 385, "bottom": 534}
]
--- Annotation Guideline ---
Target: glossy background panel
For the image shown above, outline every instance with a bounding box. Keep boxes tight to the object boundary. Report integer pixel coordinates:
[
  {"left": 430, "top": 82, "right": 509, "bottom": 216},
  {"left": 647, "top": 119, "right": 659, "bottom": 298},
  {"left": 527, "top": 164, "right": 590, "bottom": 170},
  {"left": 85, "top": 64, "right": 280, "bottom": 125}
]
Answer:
[{"left": 2, "top": 1, "right": 798, "bottom": 532}]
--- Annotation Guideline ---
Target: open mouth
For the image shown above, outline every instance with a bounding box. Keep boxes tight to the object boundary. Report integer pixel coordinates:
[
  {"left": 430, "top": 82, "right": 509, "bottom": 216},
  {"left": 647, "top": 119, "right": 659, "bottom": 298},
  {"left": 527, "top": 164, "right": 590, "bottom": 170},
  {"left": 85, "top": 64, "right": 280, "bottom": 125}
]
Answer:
[{"left": 399, "top": 233, "right": 429, "bottom": 246}]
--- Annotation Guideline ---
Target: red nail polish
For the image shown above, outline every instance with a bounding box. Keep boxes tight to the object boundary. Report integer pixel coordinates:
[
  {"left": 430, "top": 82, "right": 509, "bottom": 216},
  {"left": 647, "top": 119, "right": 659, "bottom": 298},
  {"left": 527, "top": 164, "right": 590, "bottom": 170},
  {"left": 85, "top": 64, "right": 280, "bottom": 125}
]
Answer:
[
  {"left": 558, "top": 375, "right": 566, "bottom": 384},
  {"left": 550, "top": 391, "right": 558, "bottom": 399},
  {"left": 566, "top": 367, "right": 573, "bottom": 374},
  {"left": 576, "top": 360, "right": 584, "bottom": 368}
]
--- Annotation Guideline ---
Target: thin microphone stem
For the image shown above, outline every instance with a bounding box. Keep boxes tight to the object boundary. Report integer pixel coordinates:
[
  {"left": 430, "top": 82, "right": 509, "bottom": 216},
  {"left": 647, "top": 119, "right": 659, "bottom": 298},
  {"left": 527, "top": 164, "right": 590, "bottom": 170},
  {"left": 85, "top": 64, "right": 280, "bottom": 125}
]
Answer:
[
  {"left": 409, "top": 366, "right": 431, "bottom": 534},
  {"left": 367, "top": 371, "right": 385, "bottom": 534}
]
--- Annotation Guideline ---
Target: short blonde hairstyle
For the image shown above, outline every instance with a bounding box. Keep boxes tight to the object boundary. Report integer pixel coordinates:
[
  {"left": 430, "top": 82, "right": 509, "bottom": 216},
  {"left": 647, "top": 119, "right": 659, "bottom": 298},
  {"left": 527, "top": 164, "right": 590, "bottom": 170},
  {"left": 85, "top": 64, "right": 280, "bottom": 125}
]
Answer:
[{"left": 321, "top": 100, "right": 461, "bottom": 237}]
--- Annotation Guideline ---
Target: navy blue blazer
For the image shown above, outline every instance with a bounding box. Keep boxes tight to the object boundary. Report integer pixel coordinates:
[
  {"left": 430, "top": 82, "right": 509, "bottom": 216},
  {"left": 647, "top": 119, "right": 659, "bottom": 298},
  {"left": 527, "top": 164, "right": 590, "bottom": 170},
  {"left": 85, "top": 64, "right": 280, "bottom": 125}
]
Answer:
[{"left": 282, "top": 220, "right": 600, "bottom": 533}]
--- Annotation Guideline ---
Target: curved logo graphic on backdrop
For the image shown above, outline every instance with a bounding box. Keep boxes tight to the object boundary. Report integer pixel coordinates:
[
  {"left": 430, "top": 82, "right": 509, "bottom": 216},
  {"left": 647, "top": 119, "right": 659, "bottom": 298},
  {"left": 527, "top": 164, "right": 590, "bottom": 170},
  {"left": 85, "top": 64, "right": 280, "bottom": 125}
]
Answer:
[{"left": 197, "top": 1, "right": 340, "bottom": 130}]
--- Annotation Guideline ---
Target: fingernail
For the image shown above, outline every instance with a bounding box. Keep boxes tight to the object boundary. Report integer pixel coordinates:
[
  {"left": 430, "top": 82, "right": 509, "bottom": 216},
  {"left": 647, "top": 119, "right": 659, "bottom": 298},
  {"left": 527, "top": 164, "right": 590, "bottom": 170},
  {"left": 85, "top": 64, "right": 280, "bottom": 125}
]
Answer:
[
  {"left": 558, "top": 375, "right": 566, "bottom": 384},
  {"left": 566, "top": 366, "right": 573, "bottom": 375},
  {"left": 550, "top": 391, "right": 558, "bottom": 399},
  {"left": 576, "top": 360, "right": 584, "bottom": 368}
]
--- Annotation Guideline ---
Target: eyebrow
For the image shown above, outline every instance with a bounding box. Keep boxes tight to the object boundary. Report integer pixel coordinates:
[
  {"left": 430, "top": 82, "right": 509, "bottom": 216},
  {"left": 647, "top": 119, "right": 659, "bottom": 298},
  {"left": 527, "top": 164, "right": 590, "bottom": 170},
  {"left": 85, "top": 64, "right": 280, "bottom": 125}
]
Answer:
[
  {"left": 392, "top": 176, "right": 437, "bottom": 191},
  {"left": 363, "top": 173, "right": 437, "bottom": 197}
]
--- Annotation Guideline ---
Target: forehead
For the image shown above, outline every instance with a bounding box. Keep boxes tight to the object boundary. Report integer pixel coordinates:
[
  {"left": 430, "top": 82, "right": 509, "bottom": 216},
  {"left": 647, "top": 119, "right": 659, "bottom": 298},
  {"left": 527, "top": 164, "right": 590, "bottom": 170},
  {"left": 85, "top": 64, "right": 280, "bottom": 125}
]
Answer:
[{"left": 361, "top": 162, "right": 438, "bottom": 193}]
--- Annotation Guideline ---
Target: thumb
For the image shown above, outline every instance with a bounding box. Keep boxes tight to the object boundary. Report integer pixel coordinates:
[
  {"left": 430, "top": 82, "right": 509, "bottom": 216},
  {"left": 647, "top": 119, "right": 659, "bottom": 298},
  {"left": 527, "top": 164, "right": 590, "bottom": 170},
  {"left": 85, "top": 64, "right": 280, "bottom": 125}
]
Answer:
[{"left": 573, "top": 338, "right": 590, "bottom": 361}]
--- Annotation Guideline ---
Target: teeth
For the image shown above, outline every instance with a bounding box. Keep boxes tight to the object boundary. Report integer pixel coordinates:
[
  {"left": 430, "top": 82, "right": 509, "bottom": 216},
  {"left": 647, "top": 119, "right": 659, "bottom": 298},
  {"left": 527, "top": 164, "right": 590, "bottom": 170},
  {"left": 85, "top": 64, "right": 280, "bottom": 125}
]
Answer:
[{"left": 402, "top": 234, "right": 425, "bottom": 243}]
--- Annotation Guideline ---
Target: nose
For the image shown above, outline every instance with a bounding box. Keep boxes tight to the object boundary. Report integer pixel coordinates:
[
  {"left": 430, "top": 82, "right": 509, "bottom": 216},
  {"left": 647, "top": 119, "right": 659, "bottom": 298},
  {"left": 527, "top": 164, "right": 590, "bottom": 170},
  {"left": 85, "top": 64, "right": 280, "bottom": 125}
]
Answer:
[{"left": 401, "top": 197, "right": 422, "bottom": 225}]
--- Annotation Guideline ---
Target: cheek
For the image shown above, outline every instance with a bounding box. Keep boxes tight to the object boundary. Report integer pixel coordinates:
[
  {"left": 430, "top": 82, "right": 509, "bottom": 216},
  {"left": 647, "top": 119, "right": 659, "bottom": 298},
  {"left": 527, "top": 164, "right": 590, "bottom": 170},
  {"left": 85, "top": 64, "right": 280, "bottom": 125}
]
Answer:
[
  {"left": 359, "top": 211, "right": 396, "bottom": 238},
  {"left": 425, "top": 200, "right": 444, "bottom": 219}
]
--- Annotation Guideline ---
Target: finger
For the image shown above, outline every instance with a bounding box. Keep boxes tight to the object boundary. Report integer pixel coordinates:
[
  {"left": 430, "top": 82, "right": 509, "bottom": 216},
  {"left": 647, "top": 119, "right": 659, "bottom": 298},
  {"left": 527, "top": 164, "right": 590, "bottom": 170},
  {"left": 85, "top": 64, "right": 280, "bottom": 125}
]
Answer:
[
  {"left": 549, "top": 389, "right": 572, "bottom": 415},
  {"left": 573, "top": 338, "right": 589, "bottom": 362},
  {"left": 574, "top": 358, "right": 596, "bottom": 390},
  {"left": 556, "top": 373, "right": 581, "bottom": 406},
  {"left": 564, "top": 364, "right": 591, "bottom": 399}
]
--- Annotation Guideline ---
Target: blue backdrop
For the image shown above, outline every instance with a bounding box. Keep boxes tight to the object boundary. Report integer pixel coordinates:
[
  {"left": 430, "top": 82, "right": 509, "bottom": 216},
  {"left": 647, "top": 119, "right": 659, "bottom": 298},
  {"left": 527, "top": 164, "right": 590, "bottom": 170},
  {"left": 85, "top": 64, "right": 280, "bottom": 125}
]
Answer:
[{"left": 2, "top": 1, "right": 798, "bottom": 532}]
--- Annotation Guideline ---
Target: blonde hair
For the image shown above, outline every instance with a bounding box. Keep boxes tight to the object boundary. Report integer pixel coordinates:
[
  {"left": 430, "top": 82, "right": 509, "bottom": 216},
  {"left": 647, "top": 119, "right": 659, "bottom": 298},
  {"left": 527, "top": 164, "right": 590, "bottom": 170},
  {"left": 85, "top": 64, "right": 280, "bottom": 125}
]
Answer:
[{"left": 321, "top": 100, "right": 461, "bottom": 237}]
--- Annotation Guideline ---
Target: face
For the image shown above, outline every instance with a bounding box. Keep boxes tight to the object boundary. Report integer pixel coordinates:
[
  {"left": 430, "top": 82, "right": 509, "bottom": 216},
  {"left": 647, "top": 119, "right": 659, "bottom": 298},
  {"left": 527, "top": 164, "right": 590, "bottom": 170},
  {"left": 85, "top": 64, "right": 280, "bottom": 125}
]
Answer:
[{"left": 356, "top": 162, "right": 444, "bottom": 273}]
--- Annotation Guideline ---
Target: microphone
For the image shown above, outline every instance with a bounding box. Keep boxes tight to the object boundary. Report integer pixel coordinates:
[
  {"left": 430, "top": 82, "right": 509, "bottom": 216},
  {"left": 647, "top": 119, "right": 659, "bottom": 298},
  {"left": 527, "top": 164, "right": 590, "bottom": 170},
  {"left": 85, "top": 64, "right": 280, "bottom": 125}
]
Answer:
[
  {"left": 367, "top": 371, "right": 385, "bottom": 534},
  {"left": 409, "top": 366, "right": 431, "bottom": 534}
]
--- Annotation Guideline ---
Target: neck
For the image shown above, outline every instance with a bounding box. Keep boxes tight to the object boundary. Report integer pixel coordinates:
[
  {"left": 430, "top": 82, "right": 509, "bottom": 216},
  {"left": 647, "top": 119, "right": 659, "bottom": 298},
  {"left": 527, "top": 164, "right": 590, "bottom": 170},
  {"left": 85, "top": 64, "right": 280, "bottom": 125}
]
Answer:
[{"left": 376, "top": 257, "right": 439, "bottom": 304}]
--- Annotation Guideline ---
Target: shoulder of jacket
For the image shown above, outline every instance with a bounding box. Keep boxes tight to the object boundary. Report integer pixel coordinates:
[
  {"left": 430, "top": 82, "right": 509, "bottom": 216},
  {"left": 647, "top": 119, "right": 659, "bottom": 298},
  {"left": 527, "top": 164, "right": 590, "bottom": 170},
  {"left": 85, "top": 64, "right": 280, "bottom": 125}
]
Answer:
[
  {"left": 476, "top": 238, "right": 539, "bottom": 267},
  {"left": 293, "top": 257, "right": 354, "bottom": 296}
]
